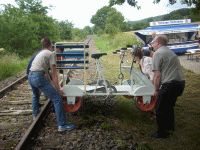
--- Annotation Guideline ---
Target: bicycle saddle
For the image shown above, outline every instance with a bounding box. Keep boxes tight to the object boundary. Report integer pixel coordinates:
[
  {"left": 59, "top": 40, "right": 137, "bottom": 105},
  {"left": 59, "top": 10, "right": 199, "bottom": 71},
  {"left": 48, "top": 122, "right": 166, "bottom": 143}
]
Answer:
[{"left": 91, "top": 53, "right": 107, "bottom": 59}]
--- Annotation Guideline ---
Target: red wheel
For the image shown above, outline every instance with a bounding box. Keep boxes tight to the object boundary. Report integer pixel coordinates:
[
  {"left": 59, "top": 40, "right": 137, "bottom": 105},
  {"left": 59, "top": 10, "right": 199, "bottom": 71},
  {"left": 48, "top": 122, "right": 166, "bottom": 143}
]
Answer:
[
  {"left": 63, "top": 96, "right": 82, "bottom": 112},
  {"left": 135, "top": 96, "right": 156, "bottom": 112}
]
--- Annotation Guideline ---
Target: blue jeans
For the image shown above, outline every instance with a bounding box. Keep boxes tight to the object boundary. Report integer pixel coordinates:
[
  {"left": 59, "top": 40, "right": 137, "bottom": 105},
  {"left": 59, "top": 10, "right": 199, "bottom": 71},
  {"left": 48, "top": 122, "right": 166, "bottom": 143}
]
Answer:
[{"left": 28, "top": 71, "right": 66, "bottom": 126}]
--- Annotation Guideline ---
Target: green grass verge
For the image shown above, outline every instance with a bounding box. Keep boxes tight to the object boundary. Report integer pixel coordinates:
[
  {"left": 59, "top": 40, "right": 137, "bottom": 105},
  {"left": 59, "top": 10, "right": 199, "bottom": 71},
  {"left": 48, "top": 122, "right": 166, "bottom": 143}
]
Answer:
[
  {"left": 94, "top": 32, "right": 140, "bottom": 53},
  {"left": 102, "top": 53, "right": 200, "bottom": 150},
  {"left": 0, "top": 53, "right": 28, "bottom": 81}
]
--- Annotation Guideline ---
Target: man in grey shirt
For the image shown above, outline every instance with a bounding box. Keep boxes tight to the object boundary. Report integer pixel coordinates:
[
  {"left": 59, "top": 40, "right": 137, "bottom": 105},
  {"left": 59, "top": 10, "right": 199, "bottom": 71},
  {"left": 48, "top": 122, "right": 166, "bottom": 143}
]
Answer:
[
  {"left": 28, "top": 37, "right": 76, "bottom": 132},
  {"left": 151, "top": 35, "right": 185, "bottom": 138}
]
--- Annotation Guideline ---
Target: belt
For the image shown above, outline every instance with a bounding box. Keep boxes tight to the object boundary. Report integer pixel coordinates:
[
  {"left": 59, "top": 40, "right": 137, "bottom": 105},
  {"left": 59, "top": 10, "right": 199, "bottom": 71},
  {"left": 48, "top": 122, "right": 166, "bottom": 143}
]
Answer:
[
  {"left": 29, "top": 70, "right": 45, "bottom": 74},
  {"left": 162, "top": 80, "right": 185, "bottom": 85}
]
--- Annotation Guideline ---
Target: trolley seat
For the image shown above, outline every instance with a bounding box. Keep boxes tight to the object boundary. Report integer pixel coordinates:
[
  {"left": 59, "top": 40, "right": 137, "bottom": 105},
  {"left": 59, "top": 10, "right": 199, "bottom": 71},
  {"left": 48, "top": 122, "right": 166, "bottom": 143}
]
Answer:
[{"left": 91, "top": 53, "right": 107, "bottom": 59}]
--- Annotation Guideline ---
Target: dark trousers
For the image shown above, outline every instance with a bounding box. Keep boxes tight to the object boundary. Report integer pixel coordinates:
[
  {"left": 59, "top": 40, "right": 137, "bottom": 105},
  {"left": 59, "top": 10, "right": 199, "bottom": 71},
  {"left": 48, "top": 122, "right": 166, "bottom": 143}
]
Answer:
[{"left": 156, "top": 80, "right": 185, "bottom": 134}]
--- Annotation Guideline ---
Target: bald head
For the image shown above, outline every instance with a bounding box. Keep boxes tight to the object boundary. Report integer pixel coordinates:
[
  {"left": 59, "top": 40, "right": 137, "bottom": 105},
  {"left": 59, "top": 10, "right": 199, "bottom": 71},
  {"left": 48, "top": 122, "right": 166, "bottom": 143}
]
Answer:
[
  {"left": 156, "top": 35, "right": 168, "bottom": 46},
  {"left": 151, "top": 35, "right": 169, "bottom": 51}
]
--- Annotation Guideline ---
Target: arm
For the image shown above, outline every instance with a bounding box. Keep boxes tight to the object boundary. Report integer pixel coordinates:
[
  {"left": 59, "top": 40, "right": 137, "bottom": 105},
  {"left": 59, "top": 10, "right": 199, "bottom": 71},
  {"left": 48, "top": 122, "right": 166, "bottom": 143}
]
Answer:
[
  {"left": 50, "top": 64, "right": 61, "bottom": 92},
  {"left": 49, "top": 51, "right": 60, "bottom": 90},
  {"left": 49, "top": 51, "right": 63, "bottom": 95},
  {"left": 153, "top": 70, "right": 161, "bottom": 96},
  {"left": 152, "top": 52, "right": 162, "bottom": 94}
]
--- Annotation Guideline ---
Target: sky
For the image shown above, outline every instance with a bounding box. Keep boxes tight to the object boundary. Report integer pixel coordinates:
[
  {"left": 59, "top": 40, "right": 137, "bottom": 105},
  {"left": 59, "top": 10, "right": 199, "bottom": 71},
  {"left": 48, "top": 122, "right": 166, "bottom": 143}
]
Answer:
[{"left": 0, "top": 0, "right": 189, "bottom": 29}]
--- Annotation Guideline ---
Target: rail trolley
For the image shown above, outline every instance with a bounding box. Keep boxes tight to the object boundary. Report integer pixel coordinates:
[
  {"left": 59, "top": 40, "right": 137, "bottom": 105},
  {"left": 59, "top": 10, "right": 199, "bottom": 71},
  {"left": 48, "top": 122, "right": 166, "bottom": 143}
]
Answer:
[{"left": 54, "top": 42, "right": 156, "bottom": 113}]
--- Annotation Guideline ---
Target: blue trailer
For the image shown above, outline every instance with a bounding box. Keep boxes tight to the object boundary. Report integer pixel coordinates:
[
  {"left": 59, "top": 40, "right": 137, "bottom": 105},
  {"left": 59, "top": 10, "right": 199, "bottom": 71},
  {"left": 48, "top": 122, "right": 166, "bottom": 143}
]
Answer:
[{"left": 134, "top": 19, "right": 200, "bottom": 54}]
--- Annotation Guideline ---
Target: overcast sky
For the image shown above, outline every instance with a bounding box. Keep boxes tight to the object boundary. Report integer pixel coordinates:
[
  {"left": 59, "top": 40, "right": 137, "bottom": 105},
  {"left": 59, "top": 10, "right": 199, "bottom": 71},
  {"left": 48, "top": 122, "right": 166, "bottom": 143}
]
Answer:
[{"left": 0, "top": 0, "right": 189, "bottom": 28}]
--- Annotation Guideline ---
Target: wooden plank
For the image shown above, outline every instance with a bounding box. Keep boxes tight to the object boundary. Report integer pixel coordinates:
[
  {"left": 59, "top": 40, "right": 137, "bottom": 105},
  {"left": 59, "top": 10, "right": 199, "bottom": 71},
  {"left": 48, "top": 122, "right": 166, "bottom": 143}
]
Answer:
[{"left": 0, "top": 109, "right": 32, "bottom": 116}]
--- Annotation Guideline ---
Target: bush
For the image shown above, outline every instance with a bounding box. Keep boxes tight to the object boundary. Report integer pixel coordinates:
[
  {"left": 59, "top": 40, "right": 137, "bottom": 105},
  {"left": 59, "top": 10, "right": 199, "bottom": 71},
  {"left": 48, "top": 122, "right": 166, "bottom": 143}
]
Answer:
[{"left": 0, "top": 53, "right": 27, "bottom": 81}]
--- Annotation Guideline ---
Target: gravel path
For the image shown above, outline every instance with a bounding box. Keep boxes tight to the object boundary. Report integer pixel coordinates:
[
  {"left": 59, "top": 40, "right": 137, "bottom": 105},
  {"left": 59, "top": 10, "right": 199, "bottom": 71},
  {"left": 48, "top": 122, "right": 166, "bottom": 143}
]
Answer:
[{"left": 178, "top": 55, "right": 200, "bottom": 74}]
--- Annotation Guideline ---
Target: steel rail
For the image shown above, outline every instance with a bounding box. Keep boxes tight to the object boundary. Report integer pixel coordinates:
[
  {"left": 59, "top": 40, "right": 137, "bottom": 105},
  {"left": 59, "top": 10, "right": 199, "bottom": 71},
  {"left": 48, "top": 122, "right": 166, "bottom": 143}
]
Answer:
[
  {"left": 0, "top": 73, "right": 52, "bottom": 150},
  {"left": 0, "top": 74, "right": 27, "bottom": 98},
  {"left": 15, "top": 99, "right": 52, "bottom": 150}
]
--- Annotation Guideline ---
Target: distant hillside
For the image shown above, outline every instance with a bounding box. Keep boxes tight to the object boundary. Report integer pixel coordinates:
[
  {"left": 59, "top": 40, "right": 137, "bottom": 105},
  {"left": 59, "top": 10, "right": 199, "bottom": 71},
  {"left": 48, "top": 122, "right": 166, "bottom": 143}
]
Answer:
[{"left": 126, "top": 8, "right": 200, "bottom": 31}]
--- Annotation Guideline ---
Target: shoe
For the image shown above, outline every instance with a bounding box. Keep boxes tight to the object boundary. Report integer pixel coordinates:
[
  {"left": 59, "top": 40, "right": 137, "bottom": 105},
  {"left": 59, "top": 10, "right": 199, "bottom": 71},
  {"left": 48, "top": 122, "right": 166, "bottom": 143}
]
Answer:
[
  {"left": 58, "top": 124, "right": 76, "bottom": 132},
  {"left": 150, "top": 131, "right": 169, "bottom": 139}
]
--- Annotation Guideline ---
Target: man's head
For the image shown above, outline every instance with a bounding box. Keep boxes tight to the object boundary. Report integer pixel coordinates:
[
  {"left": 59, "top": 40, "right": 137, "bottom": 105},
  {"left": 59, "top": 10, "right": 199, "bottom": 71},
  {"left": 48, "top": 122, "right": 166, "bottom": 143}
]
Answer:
[
  {"left": 151, "top": 35, "right": 168, "bottom": 51},
  {"left": 41, "top": 37, "right": 52, "bottom": 50}
]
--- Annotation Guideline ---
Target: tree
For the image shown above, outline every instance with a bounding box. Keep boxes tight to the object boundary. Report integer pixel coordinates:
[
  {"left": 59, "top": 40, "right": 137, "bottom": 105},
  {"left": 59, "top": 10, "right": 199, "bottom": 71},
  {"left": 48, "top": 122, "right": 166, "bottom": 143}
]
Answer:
[
  {"left": 105, "top": 9, "right": 125, "bottom": 34},
  {"left": 30, "top": 14, "right": 60, "bottom": 41},
  {"left": 105, "top": 23, "right": 119, "bottom": 35},
  {"left": 82, "top": 26, "right": 93, "bottom": 35},
  {"left": 91, "top": 6, "right": 111, "bottom": 32},
  {"left": 0, "top": 2, "right": 60, "bottom": 57},
  {"left": 58, "top": 20, "right": 73, "bottom": 40},
  {"left": 91, "top": 6, "right": 125, "bottom": 34},
  {"left": 109, "top": 0, "right": 139, "bottom": 8},
  {"left": 72, "top": 28, "right": 87, "bottom": 41},
  {"left": 15, "top": 0, "right": 48, "bottom": 14},
  {"left": 109, "top": 0, "right": 200, "bottom": 12},
  {"left": 0, "top": 5, "right": 38, "bottom": 56},
  {"left": 14, "top": 0, "right": 59, "bottom": 42}
]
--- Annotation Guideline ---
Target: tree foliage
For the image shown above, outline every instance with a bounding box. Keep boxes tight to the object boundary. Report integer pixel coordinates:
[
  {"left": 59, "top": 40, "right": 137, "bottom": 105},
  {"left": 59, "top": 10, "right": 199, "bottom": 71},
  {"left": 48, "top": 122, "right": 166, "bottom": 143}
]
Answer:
[
  {"left": 82, "top": 26, "right": 93, "bottom": 35},
  {"left": 0, "top": 0, "right": 70, "bottom": 57},
  {"left": 109, "top": 0, "right": 140, "bottom": 8},
  {"left": 58, "top": 20, "right": 73, "bottom": 40},
  {"left": 91, "top": 6, "right": 125, "bottom": 34},
  {"left": 109, "top": 0, "right": 200, "bottom": 12},
  {"left": 72, "top": 28, "right": 86, "bottom": 41},
  {"left": 15, "top": 0, "right": 48, "bottom": 14},
  {"left": 91, "top": 6, "right": 110, "bottom": 31},
  {"left": 0, "top": 5, "right": 38, "bottom": 56},
  {"left": 0, "top": 0, "right": 92, "bottom": 57}
]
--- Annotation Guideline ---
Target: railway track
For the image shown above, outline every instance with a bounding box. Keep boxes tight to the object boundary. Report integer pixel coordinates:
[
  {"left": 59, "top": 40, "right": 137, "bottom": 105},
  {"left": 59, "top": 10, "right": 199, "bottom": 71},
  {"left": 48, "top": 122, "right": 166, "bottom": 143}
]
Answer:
[
  {"left": 0, "top": 37, "right": 136, "bottom": 150},
  {"left": 0, "top": 75, "right": 50, "bottom": 149},
  {"left": 0, "top": 37, "right": 96, "bottom": 149}
]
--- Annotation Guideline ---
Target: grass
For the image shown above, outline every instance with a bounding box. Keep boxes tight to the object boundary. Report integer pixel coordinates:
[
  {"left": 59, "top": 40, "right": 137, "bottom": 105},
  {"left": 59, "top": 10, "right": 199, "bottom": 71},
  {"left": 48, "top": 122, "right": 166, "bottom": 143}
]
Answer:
[
  {"left": 90, "top": 30, "right": 200, "bottom": 149},
  {"left": 101, "top": 53, "right": 200, "bottom": 150},
  {"left": 0, "top": 53, "right": 28, "bottom": 81},
  {"left": 94, "top": 32, "right": 140, "bottom": 53},
  {"left": 77, "top": 50, "right": 200, "bottom": 149}
]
